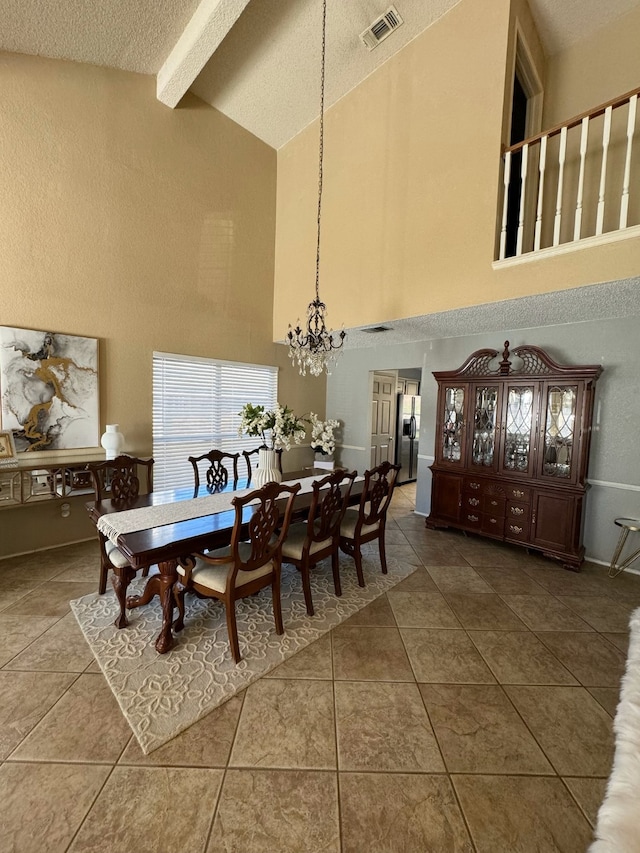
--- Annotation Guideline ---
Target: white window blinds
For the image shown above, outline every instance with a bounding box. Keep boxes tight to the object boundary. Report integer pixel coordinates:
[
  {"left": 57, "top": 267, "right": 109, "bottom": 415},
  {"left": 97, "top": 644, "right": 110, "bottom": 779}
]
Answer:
[{"left": 152, "top": 352, "right": 278, "bottom": 491}]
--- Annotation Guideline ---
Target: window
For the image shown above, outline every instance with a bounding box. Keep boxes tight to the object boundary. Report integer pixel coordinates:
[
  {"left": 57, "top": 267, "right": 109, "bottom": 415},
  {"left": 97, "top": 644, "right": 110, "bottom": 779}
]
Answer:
[{"left": 152, "top": 352, "right": 278, "bottom": 491}]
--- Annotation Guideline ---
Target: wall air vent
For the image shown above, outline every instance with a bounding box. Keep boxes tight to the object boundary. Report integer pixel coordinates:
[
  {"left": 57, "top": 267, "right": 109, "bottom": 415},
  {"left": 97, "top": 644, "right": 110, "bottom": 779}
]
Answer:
[
  {"left": 362, "top": 325, "right": 393, "bottom": 333},
  {"left": 360, "top": 5, "right": 404, "bottom": 51}
]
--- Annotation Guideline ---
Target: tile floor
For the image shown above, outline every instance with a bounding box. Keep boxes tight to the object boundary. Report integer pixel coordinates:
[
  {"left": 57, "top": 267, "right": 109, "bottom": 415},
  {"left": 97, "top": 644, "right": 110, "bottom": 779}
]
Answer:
[{"left": 1, "top": 484, "right": 640, "bottom": 852}]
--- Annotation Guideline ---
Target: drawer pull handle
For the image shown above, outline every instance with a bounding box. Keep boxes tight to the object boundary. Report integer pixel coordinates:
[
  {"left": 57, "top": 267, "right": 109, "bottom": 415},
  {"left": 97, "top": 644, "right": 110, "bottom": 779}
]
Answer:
[
  {"left": 511, "top": 507, "right": 525, "bottom": 516},
  {"left": 468, "top": 497, "right": 480, "bottom": 506},
  {"left": 490, "top": 500, "right": 498, "bottom": 506},
  {"left": 513, "top": 489, "right": 525, "bottom": 498},
  {"left": 489, "top": 518, "right": 498, "bottom": 524},
  {"left": 509, "top": 525, "right": 523, "bottom": 534},
  {"left": 470, "top": 482, "right": 480, "bottom": 490},
  {"left": 467, "top": 514, "right": 479, "bottom": 522}
]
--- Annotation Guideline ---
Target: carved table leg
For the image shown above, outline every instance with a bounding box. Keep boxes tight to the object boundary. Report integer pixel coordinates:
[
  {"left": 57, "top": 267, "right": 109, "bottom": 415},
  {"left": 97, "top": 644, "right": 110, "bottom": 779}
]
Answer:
[{"left": 126, "top": 559, "right": 178, "bottom": 654}]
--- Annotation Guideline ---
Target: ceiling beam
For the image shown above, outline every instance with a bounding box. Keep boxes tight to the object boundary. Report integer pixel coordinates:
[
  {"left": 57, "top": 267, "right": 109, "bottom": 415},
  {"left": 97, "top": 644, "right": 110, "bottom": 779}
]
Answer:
[{"left": 157, "top": 0, "right": 250, "bottom": 108}]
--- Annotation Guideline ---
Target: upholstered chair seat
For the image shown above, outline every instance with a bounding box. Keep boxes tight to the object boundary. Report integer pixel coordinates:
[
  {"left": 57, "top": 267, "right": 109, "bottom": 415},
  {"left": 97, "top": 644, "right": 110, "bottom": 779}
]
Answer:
[{"left": 177, "top": 544, "right": 273, "bottom": 593}]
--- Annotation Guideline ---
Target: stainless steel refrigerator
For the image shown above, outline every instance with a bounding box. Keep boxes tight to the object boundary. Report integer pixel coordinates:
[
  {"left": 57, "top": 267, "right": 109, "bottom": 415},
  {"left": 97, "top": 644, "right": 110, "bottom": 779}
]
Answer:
[{"left": 396, "top": 394, "right": 421, "bottom": 484}]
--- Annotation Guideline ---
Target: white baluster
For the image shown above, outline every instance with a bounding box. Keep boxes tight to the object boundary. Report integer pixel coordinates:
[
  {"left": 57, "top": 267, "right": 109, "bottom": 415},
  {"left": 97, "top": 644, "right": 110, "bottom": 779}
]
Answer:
[
  {"left": 553, "top": 126, "right": 567, "bottom": 247},
  {"left": 620, "top": 94, "right": 637, "bottom": 229},
  {"left": 499, "top": 151, "right": 512, "bottom": 260},
  {"left": 573, "top": 117, "right": 589, "bottom": 241},
  {"left": 516, "top": 143, "right": 528, "bottom": 256},
  {"left": 596, "top": 105, "right": 612, "bottom": 235},
  {"left": 534, "top": 136, "right": 547, "bottom": 251}
]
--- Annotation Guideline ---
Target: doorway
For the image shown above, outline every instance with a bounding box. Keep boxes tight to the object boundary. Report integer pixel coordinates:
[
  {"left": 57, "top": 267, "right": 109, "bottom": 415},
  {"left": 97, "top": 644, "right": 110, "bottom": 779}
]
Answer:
[{"left": 370, "top": 372, "right": 396, "bottom": 467}]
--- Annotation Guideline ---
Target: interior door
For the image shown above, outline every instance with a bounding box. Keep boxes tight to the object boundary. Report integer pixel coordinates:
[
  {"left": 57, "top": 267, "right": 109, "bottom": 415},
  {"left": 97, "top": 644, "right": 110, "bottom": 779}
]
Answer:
[{"left": 370, "top": 373, "right": 396, "bottom": 467}]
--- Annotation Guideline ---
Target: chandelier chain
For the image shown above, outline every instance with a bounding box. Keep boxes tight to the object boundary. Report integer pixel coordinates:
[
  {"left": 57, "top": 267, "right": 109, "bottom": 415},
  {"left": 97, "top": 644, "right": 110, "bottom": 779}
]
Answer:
[
  {"left": 315, "top": 0, "right": 326, "bottom": 303},
  {"left": 286, "top": 0, "right": 346, "bottom": 376}
]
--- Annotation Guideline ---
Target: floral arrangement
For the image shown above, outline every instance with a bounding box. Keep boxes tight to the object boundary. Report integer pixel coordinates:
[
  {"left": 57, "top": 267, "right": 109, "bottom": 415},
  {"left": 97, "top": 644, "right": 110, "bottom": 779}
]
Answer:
[
  {"left": 238, "top": 403, "right": 307, "bottom": 451},
  {"left": 309, "top": 412, "right": 339, "bottom": 456}
]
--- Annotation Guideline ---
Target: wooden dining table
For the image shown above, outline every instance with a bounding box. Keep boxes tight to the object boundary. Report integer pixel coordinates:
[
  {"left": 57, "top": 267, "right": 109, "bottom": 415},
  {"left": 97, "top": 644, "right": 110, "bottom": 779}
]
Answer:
[{"left": 86, "top": 469, "right": 363, "bottom": 654}]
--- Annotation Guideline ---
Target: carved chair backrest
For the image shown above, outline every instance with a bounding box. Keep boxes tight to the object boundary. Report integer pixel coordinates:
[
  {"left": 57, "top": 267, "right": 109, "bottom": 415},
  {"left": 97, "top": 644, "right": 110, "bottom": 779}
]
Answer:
[
  {"left": 88, "top": 455, "right": 154, "bottom": 506},
  {"left": 305, "top": 469, "right": 357, "bottom": 545},
  {"left": 358, "top": 461, "right": 400, "bottom": 528},
  {"left": 189, "top": 450, "right": 240, "bottom": 493},
  {"left": 231, "top": 481, "right": 301, "bottom": 574}
]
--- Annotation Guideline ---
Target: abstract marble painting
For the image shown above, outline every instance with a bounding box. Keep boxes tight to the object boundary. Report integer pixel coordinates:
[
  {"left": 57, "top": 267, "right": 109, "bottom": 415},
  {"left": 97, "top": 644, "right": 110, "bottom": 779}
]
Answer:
[{"left": 0, "top": 326, "right": 99, "bottom": 452}]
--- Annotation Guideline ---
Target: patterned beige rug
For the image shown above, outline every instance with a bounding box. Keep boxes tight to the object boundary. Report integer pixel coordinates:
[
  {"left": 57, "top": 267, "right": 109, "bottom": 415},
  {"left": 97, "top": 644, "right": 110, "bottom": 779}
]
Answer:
[{"left": 70, "top": 551, "right": 419, "bottom": 754}]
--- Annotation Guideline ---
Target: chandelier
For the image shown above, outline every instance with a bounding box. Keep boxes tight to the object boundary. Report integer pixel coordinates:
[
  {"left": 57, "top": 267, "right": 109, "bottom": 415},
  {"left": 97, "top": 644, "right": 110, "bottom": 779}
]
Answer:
[{"left": 287, "top": 0, "right": 346, "bottom": 377}]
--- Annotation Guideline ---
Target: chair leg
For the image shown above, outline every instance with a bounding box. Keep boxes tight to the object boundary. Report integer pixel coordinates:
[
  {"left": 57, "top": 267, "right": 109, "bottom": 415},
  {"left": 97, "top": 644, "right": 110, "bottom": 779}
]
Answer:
[
  {"left": 301, "top": 563, "right": 315, "bottom": 616},
  {"left": 272, "top": 571, "right": 284, "bottom": 635},
  {"left": 331, "top": 548, "right": 342, "bottom": 597},
  {"left": 378, "top": 533, "right": 388, "bottom": 575},
  {"left": 353, "top": 544, "right": 366, "bottom": 587},
  {"left": 142, "top": 566, "right": 150, "bottom": 578},
  {"left": 173, "top": 584, "right": 186, "bottom": 632},
  {"left": 98, "top": 560, "right": 109, "bottom": 595},
  {"left": 225, "top": 601, "right": 242, "bottom": 662}
]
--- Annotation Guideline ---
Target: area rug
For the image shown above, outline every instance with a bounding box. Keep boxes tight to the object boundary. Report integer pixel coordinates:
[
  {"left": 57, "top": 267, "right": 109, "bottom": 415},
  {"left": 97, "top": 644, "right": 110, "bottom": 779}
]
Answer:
[
  {"left": 589, "top": 606, "right": 640, "bottom": 852},
  {"left": 70, "top": 551, "right": 419, "bottom": 754}
]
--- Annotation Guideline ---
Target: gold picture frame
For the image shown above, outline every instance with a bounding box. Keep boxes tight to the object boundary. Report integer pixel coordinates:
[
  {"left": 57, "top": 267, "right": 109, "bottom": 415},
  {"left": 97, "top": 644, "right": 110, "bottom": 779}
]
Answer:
[{"left": 0, "top": 429, "right": 18, "bottom": 466}]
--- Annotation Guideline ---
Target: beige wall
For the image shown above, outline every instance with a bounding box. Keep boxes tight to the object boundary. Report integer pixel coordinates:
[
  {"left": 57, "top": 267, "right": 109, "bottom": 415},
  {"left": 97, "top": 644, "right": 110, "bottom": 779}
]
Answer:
[
  {"left": 0, "top": 52, "right": 324, "bottom": 557},
  {"left": 274, "top": 0, "right": 640, "bottom": 334}
]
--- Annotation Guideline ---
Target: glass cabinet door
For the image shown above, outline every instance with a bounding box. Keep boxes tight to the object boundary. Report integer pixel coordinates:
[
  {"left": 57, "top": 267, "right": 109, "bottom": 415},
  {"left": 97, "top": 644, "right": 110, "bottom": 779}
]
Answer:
[
  {"left": 541, "top": 384, "right": 579, "bottom": 481},
  {"left": 470, "top": 385, "right": 499, "bottom": 469},
  {"left": 440, "top": 386, "right": 465, "bottom": 463},
  {"left": 501, "top": 383, "right": 536, "bottom": 475}
]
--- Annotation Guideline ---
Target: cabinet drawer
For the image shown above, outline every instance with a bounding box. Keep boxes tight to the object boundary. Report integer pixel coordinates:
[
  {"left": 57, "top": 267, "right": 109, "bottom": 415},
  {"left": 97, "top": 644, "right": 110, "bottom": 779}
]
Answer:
[
  {"left": 505, "top": 520, "right": 530, "bottom": 540},
  {"left": 506, "top": 485, "right": 531, "bottom": 503},
  {"left": 482, "top": 515, "right": 504, "bottom": 535},
  {"left": 482, "top": 495, "right": 505, "bottom": 516},
  {"left": 463, "top": 511, "right": 482, "bottom": 529},
  {"left": 507, "top": 501, "right": 530, "bottom": 521}
]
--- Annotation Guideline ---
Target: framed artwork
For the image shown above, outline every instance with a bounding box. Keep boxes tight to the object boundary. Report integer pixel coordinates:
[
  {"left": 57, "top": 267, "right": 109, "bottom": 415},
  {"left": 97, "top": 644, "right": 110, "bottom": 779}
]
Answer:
[
  {"left": 0, "top": 429, "right": 17, "bottom": 465},
  {"left": 0, "top": 326, "right": 99, "bottom": 453}
]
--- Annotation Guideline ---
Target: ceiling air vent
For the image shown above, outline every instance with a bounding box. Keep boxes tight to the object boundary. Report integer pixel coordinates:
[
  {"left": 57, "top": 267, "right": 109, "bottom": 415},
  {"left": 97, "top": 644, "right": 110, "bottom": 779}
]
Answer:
[
  {"left": 360, "top": 5, "right": 404, "bottom": 51},
  {"left": 362, "top": 325, "right": 393, "bottom": 334}
]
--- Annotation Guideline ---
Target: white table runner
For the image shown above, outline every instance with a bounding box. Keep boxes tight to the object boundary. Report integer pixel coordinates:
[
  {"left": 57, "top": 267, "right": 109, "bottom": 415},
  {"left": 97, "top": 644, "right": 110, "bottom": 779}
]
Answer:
[{"left": 97, "top": 476, "right": 360, "bottom": 546}]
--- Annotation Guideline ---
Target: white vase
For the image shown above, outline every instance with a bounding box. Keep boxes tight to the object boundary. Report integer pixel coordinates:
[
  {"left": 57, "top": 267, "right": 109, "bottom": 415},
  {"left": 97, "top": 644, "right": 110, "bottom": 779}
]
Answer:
[
  {"left": 101, "top": 424, "right": 125, "bottom": 460},
  {"left": 253, "top": 448, "right": 282, "bottom": 487}
]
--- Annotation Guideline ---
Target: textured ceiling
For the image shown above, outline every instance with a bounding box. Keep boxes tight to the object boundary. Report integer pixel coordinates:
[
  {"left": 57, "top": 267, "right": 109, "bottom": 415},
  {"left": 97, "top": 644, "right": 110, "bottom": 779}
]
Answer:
[
  {"left": 2, "top": 0, "right": 640, "bottom": 148},
  {"left": 339, "top": 279, "right": 640, "bottom": 349}
]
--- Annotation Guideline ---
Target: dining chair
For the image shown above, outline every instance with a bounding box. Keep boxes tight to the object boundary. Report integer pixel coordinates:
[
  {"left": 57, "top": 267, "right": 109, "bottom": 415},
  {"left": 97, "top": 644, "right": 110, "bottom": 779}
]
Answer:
[
  {"left": 243, "top": 447, "right": 283, "bottom": 485},
  {"left": 173, "top": 480, "right": 301, "bottom": 663},
  {"left": 281, "top": 469, "right": 357, "bottom": 616},
  {"left": 189, "top": 450, "right": 240, "bottom": 495},
  {"left": 87, "top": 454, "right": 155, "bottom": 628},
  {"left": 339, "top": 460, "right": 400, "bottom": 586}
]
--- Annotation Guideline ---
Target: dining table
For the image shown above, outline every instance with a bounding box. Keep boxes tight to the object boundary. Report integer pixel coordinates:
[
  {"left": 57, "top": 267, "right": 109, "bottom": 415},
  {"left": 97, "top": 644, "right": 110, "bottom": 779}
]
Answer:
[{"left": 86, "top": 468, "right": 363, "bottom": 654}]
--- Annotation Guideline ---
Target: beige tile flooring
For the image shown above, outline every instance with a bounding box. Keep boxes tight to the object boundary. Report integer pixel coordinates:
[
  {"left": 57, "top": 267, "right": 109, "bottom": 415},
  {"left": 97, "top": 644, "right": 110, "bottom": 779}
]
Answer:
[{"left": 1, "top": 485, "right": 639, "bottom": 852}]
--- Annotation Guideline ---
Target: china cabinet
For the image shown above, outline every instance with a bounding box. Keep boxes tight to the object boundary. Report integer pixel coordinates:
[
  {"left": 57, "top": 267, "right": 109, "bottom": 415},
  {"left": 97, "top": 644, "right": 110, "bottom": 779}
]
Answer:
[{"left": 426, "top": 341, "right": 602, "bottom": 570}]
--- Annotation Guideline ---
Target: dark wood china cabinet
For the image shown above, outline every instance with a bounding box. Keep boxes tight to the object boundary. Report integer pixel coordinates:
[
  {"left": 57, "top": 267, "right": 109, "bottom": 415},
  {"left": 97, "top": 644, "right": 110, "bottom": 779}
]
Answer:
[{"left": 426, "top": 342, "right": 602, "bottom": 570}]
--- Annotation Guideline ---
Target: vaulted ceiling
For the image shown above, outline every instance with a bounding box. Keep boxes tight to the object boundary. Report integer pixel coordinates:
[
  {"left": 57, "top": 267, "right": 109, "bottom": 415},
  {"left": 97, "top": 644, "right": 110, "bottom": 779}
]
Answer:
[{"left": 3, "top": 0, "right": 640, "bottom": 149}]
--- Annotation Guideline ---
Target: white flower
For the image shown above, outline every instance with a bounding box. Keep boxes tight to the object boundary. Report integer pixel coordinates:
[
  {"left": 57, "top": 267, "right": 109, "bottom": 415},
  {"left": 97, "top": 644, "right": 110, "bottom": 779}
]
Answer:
[
  {"left": 238, "top": 403, "right": 306, "bottom": 451},
  {"left": 309, "top": 412, "right": 339, "bottom": 456}
]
